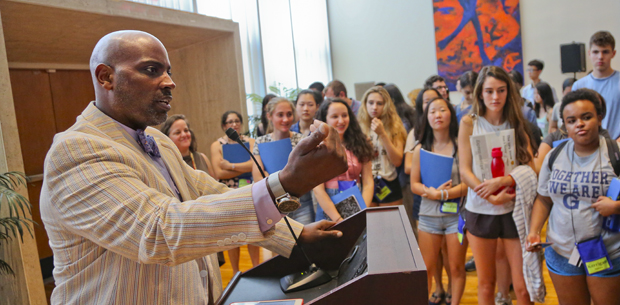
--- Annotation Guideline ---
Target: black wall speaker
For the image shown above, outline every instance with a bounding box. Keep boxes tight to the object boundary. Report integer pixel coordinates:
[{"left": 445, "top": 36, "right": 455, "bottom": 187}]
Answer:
[{"left": 560, "top": 43, "right": 586, "bottom": 74}]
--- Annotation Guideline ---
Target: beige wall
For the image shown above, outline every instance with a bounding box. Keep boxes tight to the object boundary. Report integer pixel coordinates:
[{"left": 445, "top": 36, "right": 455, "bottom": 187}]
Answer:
[{"left": 328, "top": 0, "right": 620, "bottom": 103}]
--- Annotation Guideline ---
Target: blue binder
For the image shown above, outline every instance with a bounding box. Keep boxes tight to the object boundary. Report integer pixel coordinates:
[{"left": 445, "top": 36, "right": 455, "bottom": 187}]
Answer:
[
  {"left": 257, "top": 138, "right": 292, "bottom": 173},
  {"left": 420, "top": 148, "right": 453, "bottom": 188},
  {"left": 222, "top": 142, "right": 252, "bottom": 179}
]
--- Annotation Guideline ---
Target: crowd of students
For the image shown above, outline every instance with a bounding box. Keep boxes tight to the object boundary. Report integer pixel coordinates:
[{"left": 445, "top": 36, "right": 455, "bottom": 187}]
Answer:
[{"left": 163, "top": 30, "right": 620, "bottom": 305}]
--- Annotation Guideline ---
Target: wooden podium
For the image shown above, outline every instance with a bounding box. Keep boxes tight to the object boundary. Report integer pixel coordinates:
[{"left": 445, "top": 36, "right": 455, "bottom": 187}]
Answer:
[{"left": 216, "top": 206, "right": 428, "bottom": 304}]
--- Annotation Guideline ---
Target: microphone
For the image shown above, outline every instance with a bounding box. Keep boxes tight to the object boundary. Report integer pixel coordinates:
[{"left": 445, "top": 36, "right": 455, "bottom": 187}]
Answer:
[{"left": 225, "top": 128, "right": 332, "bottom": 292}]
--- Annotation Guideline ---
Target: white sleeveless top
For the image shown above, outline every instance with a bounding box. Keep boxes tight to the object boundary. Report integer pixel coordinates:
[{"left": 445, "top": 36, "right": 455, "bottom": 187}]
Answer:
[
  {"left": 370, "top": 130, "right": 398, "bottom": 181},
  {"left": 465, "top": 116, "right": 515, "bottom": 215}
]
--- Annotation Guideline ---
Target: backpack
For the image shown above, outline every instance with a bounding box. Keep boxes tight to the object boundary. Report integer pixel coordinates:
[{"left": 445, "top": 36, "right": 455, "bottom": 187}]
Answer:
[{"left": 548, "top": 136, "right": 620, "bottom": 176}]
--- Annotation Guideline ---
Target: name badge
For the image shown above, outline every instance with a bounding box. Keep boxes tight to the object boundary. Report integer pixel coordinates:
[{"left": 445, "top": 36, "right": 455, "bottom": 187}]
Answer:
[
  {"left": 457, "top": 214, "right": 466, "bottom": 245},
  {"left": 576, "top": 236, "right": 613, "bottom": 275},
  {"left": 440, "top": 201, "right": 458, "bottom": 214},
  {"left": 238, "top": 179, "right": 251, "bottom": 188},
  {"left": 374, "top": 178, "right": 392, "bottom": 201}
]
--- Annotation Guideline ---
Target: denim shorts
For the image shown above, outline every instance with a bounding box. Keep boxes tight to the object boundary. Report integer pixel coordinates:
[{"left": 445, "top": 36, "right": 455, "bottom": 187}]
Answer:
[
  {"left": 418, "top": 214, "right": 459, "bottom": 235},
  {"left": 545, "top": 246, "right": 620, "bottom": 278}
]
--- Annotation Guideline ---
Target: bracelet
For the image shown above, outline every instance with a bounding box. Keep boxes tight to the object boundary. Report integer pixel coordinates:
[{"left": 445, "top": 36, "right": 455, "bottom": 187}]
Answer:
[
  {"left": 336, "top": 216, "right": 343, "bottom": 222},
  {"left": 232, "top": 164, "right": 235, "bottom": 170},
  {"left": 443, "top": 190, "right": 448, "bottom": 200}
]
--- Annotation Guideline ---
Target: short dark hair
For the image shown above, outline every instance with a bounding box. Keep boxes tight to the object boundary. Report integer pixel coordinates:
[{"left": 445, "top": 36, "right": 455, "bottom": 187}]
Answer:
[
  {"left": 309, "top": 82, "right": 325, "bottom": 92},
  {"left": 295, "top": 89, "right": 323, "bottom": 106},
  {"left": 560, "top": 88, "right": 604, "bottom": 122},
  {"left": 221, "top": 110, "right": 243, "bottom": 127},
  {"left": 326, "top": 80, "right": 347, "bottom": 97},
  {"left": 562, "top": 78, "right": 577, "bottom": 92},
  {"left": 458, "top": 71, "right": 479, "bottom": 89},
  {"left": 590, "top": 31, "right": 615, "bottom": 50},
  {"left": 423, "top": 75, "right": 445, "bottom": 89},
  {"left": 508, "top": 70, "right": 524, "bottom": 86},
  {"left": 528, "top": 59, "right": 544, "bottom": 71},
  {"left": 375, "top": 82, "right": 386, "bottom": 87}
]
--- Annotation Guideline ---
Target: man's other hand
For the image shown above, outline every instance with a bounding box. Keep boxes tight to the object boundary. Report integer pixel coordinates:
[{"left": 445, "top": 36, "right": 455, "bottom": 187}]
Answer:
[
  {"left": 280, "top": 120, "right": 348, "bottom": 197},
  {"left": 298, "top": 220, "right": 343, "bottom": 244}
]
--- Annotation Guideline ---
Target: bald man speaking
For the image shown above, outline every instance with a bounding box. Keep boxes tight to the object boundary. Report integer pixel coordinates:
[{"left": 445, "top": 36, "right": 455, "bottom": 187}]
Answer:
[{"left": 40, "top": 30, "right": 347, "bottom": 304}]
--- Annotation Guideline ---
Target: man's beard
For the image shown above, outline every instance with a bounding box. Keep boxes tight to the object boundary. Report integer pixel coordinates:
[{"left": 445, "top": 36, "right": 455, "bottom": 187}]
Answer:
[{"left": 115, "top": 85, "right": 169, "bottom": 127}]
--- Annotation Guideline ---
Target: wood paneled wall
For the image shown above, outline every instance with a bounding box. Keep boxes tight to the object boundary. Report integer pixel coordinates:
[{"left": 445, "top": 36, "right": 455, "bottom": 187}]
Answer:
[
  {"left": 0, "top": 1, "right": 247, "bottom": 304},
  {"left": 168, "top": 31, "right": 247, "bottom": 155}
]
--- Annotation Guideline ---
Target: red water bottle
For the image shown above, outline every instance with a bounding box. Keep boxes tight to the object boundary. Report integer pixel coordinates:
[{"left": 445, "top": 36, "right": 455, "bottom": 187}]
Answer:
[{"left": 491, "top": 147, "right": 505, "bottom": 195}]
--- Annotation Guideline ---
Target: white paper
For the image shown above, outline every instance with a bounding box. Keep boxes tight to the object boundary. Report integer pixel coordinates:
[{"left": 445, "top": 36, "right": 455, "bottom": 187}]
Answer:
[{"left": 469, "top": 129, "right": 516, "bottom": 181}]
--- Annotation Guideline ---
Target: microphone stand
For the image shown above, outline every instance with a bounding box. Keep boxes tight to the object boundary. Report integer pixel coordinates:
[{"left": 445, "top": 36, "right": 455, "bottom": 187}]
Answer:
[{"left": 225, "top": 128, "right": 332, "bottom": 293}]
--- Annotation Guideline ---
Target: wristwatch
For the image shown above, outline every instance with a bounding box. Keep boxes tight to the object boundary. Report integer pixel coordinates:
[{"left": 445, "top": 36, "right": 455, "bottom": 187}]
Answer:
[{"left": 267, "top": 171, "right": 301, "bottom": 213}]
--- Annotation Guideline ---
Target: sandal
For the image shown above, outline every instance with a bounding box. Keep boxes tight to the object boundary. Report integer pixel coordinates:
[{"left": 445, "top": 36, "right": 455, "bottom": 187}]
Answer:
[
  {"left": 445, "top": 293, "right": 452, "bottom": 305},
  {"left": 428, "top": 292, "right": 445, "bottom": 305}
]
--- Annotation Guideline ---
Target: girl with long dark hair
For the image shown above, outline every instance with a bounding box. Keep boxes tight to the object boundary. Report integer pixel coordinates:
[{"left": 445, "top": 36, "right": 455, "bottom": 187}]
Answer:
[
  {"left": 313, "top": 98, "right": 374, "bottom": 221},
  {"left": 534, "top": 81, "right": 555, "bottom": 137},
  {"left": 410, "top": 97, "right": 468, "bottom": 305}
]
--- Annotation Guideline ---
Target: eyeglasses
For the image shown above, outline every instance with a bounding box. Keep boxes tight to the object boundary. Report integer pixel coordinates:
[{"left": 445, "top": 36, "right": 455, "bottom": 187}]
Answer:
[
  {"left": 225, "top": 120, "right": 241, "bottom": 125},
  {"left": 526, "top": 68, "right": 539, "bottom": 72},
  {"left": 434, "top": 86, "right": 448, "bottom": 91}
]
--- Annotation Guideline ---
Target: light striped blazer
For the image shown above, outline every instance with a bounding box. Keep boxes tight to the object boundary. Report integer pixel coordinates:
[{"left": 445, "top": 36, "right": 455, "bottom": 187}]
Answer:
[{"left": 40, "top": 102, "right": 302, "bottom": 304}]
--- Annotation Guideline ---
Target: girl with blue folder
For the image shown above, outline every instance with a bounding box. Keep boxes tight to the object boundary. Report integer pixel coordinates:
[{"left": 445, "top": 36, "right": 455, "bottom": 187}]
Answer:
[
  {"left": 252, "top": 97, "right": 314, "bottom": 224},
  {"left": 313, "top": 98, "right": 374, "bottom": 222},
  {"left": 410, "top": 97, "right": 467, "bottom": 305},
  {"left": 528, "top": 89, "right": 620, "bottom": 305},
  {"left": 210, "top": 110, "right": 258, "bottom": 274}
]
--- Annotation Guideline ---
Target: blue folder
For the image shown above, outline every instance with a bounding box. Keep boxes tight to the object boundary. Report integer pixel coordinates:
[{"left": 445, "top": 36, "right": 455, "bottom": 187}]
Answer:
[
  {"left": 222, "top": 142, "right": 252, "bottom": 179},
  {"left": 552, "top": 138, "right": 569, "bottom": 148},
  {"left": 607, "top": 178, "right": 620, "bottom": 200},
  {"left": 257, "top": 138, "right": 292, "bottom": 173},
  {"left": 420, "top": 148, "right": 453, "bottom": 188}
]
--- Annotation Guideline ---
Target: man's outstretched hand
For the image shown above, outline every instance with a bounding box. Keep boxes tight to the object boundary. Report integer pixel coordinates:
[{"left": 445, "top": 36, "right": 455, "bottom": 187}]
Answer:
[
  {"left": 279, "top": 120, "right": 348, "bottom": 197},
  {"left": 299, "top": 220, "right": 343, "bottom": 244}
]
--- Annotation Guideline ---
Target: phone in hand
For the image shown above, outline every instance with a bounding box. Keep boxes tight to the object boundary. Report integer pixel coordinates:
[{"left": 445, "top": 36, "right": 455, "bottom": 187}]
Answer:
[{"left": 530, "top": 242, "right": 553, "bottom": 249}]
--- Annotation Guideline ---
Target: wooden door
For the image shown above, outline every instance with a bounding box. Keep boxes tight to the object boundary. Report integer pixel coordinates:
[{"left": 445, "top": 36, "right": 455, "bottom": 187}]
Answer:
[{"left": 9, "top": 69, "right": 94, "bottom": 277}]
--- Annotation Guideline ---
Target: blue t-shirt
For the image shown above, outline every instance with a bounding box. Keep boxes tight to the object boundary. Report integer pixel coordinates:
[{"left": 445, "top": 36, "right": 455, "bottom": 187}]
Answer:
[
  {"left": 521, "top": 103, "right": 537, "bottom": 125},
  {"left": 456, "top": 104, "right": 471, "bottom": 123},
  {"left": 572, "top": 71, "right": 620, "bottom": 139}
]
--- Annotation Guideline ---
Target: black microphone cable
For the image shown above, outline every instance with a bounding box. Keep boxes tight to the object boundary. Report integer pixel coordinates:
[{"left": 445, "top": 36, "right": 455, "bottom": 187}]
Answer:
[{"left": 225, "top": 128, "right": 315, "bottom": 268}]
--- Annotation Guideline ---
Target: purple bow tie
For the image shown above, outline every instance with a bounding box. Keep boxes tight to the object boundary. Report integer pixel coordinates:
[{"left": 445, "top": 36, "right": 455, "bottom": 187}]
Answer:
[{"left": 136, "top": 129, "right": 161, "bottom": 158}]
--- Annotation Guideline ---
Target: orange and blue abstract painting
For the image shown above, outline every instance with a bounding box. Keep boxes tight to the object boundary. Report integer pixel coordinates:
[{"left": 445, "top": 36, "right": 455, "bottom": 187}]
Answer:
[{"left": 433, "top": 0, "right": 523, "bottom": 90}]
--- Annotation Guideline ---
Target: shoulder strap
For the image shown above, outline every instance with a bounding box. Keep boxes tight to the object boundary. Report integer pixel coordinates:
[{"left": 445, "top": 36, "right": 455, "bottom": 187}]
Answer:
[
  {"left": 604, "top": 136, "right": 620, "bottom": 176},
  {"left": 548, "top": 140, "right": 569, "bottom": 172}
]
